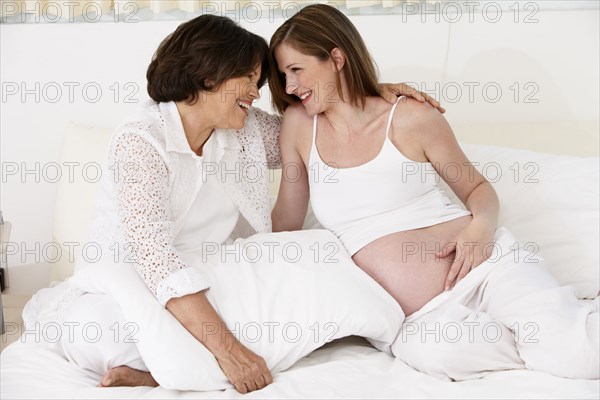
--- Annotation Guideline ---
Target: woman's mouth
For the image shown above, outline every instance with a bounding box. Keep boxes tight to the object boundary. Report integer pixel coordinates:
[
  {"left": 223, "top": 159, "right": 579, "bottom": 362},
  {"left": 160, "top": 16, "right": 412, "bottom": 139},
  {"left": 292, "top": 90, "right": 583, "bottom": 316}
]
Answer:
[
  {"left": 237, "top": 100, "right": 251, "bottom": 114},
  {"left": 299, "top": 91, "right": 312, "bottom": 105}
]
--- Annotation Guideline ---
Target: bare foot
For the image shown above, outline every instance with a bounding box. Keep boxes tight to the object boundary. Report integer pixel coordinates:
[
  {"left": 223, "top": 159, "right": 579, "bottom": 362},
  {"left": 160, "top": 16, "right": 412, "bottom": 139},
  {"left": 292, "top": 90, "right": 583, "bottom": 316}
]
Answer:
[{"left": 97, "top": 366, "right": 159, "bottom": 387}]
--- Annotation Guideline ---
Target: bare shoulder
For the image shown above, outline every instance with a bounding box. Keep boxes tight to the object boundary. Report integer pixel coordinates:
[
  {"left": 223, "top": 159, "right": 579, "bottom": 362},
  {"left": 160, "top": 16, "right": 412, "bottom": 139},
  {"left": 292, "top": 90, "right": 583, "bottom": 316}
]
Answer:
[
  {"left": 393, "top": 96, "right": 446, "bottom": 127},
  {"left": 390, "top": 97, "right": 454, "bottom": 157},
  {"left": 280, "top": 104, "right": 314, "bottom": 159},
  {"left": 281, "top": 103, "right": 313, "bottom": 131}
]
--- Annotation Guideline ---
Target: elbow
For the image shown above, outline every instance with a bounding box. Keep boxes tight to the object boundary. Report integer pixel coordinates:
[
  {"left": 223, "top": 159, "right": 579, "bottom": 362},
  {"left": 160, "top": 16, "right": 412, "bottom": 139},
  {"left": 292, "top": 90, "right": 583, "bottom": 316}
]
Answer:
[
  {"left": 271, "top": 206, "right": 304, "bottom": 232},
  {"left": 271, "top": 207, "right": 289, "bottom": 232},
  {"left": 271, "top": 208, "right": 282, "bottom": 232}
]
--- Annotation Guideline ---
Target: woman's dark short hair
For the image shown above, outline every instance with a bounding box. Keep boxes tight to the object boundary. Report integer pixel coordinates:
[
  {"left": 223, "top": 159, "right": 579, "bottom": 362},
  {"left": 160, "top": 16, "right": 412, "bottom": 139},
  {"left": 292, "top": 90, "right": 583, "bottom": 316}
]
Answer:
[{"left": 147, "top": 14, "right": 269, "bottom": 104}]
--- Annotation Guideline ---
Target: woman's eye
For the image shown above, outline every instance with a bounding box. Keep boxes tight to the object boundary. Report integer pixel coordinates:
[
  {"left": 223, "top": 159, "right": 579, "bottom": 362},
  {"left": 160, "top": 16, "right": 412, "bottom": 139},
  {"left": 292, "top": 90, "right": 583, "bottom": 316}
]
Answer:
[{"left": 291, "top": 68, "right": 300, "bottom": 73}]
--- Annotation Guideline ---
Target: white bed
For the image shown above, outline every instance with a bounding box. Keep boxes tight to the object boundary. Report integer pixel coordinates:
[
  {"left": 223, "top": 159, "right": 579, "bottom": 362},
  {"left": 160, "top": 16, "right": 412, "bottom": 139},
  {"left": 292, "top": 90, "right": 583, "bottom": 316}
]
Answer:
[
  {"left": 1, "top": 121, "right": 599, "bottom": 399},
  {"left": 2, "top": 335, "right": 598, "bottom": 399}
]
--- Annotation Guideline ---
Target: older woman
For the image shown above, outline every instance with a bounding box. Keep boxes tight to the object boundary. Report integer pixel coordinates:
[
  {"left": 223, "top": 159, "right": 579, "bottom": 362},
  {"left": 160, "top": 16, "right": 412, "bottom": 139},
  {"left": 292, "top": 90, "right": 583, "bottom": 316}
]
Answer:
[
  {"left": 270, "top": 4, "right": 598, "bottom": 380},
  {"left": 58, "top": 13, "right": 442, "bottom": 393}
]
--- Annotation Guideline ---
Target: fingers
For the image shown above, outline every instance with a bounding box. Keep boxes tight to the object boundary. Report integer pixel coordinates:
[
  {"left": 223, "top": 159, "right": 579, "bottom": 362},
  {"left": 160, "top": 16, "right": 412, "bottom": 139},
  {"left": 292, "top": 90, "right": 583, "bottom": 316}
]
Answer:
[
  {"left": 233, "top": 358, "right": 271, "bottom": 394},
  {"left": 436, "top": 241, "right": 456, "bottom": 259},
  {"left": 421, "top": 93, "right": 446, "bottom": 113},
  {"left": 232, "top": 375, "right": 260, "bottom": 394},
  {"left": 444, "top": 247, "right": 478, "bottom": 290},
  {"left": 245, "top": 379, "right": 258, "bottom": 393},
  {"left": 253, "top": 375, "right": 266, "bottom": 392},
  {"left": 444, "top": 259, "right": 461, "bottom": 291},
  {"left": 444, "top": 245, "right": 465, "bottom": 291},
  {"left": 249, "top": 361, "right": 267, "bottom": 391},
  {"left": 264, "top": 370, "right": 273, "bottom": 386},
  {"left": 234, "top": 382, "right": 248, "bottom": 394},
  {"left": 453, "top": 260, "right": 472, "bottom": 289},
  {"left": 383, "top": 91, "right": 397, "bottom": 104},
  {"left": 256, "top": 375, "right": 266, "bottom": 389},
  {"left": 384, "top": 83, "right": 446, "bottom": 113},
  {"left": 398, "top": 83, "right": 422, "bottom": 100}
]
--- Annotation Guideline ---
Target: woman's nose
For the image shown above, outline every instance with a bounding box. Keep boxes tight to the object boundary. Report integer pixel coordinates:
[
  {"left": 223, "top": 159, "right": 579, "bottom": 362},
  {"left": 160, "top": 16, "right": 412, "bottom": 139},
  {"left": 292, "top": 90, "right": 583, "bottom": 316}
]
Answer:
[
  {"left": 285, "top": 81, "right": 298, "bottom": 95},
  {"left": 247, "top": 83, "right": 260, "bottom": 100}
]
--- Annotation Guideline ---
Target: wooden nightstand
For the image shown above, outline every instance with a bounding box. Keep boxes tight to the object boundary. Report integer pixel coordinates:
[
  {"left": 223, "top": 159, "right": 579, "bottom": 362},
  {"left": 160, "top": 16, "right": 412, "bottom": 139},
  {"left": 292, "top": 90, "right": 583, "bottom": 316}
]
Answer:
[{"left": 1, "top": 293, "right": 31, "bottom": 352}]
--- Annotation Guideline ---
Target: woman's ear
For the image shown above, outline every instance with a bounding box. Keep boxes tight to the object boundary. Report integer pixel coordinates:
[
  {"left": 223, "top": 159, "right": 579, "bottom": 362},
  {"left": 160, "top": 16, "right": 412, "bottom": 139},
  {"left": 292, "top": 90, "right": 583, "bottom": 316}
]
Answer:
[
  {"left": 330, "top": 48, "right": 346, "bottom": 72},
  {"left": 203, "top": 78, "right": 216, "bottom": 90}
]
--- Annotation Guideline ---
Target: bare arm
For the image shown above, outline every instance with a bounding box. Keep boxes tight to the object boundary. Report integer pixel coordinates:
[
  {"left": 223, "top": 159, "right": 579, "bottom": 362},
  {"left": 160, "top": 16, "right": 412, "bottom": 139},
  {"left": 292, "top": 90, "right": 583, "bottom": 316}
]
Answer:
[
  {"left": 166, "top": 293, "right": 272, "bottom": 393},
  {"left": 393, "top": 99, "right": 499, "bottom": 288},
  {"left": 272, "top": 105, "right": 311, "bottom": 232},
  {"left": 416, "top": 102, "right": 499, "bottom": 233}
]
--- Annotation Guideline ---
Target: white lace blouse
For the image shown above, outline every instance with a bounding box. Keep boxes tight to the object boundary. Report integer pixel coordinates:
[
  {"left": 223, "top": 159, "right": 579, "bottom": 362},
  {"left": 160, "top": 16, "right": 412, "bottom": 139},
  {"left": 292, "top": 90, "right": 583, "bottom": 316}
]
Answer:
[{"left": 77, "top": 100, "right": 281, "bottom": 306}]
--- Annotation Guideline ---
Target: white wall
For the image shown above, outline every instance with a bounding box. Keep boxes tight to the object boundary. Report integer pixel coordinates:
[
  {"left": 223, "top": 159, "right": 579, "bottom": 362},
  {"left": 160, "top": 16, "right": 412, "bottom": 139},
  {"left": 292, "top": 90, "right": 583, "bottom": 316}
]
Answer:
[{"left": 1, "top": 7, "right": 599, "bottom": 270}]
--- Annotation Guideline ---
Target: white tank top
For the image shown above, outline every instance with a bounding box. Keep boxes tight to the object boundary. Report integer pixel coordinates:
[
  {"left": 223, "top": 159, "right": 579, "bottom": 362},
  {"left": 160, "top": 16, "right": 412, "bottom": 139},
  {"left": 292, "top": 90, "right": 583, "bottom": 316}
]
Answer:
[
  {"left": 308, "top": 96, "right": 471, "bottom": 256},
  {"left": 174, "top": 132, "right": 239, "bottom": 264}
]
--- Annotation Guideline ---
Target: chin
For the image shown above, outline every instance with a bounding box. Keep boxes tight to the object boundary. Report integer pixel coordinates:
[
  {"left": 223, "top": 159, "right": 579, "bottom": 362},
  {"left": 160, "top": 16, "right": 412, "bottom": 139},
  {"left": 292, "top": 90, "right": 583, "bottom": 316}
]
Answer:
[
  {"left": 233, "top": 119, "right": 246, "bottom": 130},
  {"left": 303, "top": 103, "right": 320, "bottom": 117}
]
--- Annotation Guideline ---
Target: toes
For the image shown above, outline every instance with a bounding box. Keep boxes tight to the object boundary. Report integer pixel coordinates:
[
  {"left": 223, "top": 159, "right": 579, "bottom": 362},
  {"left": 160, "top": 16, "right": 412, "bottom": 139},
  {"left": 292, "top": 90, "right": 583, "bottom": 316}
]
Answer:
[
  {"left": 98, "top": 366, "right": 157, "bottom": 388},
  {"left": 99, "top": 368, "right": 120, "bottom": 387}
]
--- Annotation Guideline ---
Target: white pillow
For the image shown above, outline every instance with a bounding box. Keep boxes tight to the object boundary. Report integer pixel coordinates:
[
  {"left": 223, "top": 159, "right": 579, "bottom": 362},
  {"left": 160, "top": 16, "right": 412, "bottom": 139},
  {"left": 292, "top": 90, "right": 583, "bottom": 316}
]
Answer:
[
  {"left": 443, "top": 144, "right": 599, "bottom": 299},
  {"left": 70, "top": 229, "right": 403, "bottom": 390}
]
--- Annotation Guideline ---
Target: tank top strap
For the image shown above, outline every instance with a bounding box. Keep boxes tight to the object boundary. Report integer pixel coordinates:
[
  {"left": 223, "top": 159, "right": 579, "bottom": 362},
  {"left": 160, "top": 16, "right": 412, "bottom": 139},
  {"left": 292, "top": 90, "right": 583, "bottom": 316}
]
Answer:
[
  {"left": 385, "top": 95, "right": 405, "bottom": 138},
  {"left": 310, "top": 114, "right": 320, "bottom": 163},
  {"left": 312, "top": 114, "right": 318, "bottom": 146}
]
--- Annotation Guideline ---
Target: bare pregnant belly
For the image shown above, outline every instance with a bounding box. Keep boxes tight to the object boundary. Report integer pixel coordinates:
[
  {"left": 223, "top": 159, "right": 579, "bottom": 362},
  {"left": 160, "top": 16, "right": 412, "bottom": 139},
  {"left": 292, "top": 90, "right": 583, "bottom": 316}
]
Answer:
[{"left": 352, "top": 215, "right": 473, "bottom": 317}]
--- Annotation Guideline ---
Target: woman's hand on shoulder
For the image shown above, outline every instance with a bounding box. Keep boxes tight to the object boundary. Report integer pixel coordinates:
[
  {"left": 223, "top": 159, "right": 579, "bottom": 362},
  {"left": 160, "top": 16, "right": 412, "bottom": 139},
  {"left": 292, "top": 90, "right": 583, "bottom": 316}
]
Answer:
[{"left": 379, "top": 82, "right": 446, "bottom": 113}]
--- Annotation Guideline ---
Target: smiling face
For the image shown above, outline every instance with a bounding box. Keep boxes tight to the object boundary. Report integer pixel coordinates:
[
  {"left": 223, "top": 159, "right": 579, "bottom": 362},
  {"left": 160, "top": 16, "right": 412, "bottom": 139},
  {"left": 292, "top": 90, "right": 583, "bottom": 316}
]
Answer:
[
  {"left": 274, "top": 44, "right": 341, "bottom": 116},
  {"left": 204, "top": 65, "right": 262, "bottom": 130}
]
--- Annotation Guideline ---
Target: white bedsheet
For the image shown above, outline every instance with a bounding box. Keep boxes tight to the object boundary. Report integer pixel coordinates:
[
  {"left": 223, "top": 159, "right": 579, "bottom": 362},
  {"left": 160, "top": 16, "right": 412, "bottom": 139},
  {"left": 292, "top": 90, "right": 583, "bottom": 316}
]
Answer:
[
  {"left": 2, "top": 332, "right": 598, "bottom": 399},
  {"left": 3, "top": 267, "right": 599, "bottom": 399}
]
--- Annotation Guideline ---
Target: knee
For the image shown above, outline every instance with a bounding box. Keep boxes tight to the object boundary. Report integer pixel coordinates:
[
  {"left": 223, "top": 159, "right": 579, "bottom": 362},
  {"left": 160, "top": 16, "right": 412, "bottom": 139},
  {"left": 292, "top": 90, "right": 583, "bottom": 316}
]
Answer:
[
  {"left": 58, "top": 293, "right": 134, "bottom": 374},
  {"left": 414, "top": 318, "right": 523, "bottom": 380},
  {"left": 517, "top": 307, "right": 599, "bottom": 379},
  {"left": 394, "top": 321, "right": 488, "bottom": 381}
]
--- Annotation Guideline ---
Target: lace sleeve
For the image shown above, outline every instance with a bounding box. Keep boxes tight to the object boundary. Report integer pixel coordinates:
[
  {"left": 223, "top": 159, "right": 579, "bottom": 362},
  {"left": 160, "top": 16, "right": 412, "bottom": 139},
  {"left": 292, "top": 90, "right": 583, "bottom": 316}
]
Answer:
[
  {"left": 113, "top": 133, "right": 209, "bottom": 306},
  {"left": 252, "top": 108, "right": 282, "bottom": 169}
]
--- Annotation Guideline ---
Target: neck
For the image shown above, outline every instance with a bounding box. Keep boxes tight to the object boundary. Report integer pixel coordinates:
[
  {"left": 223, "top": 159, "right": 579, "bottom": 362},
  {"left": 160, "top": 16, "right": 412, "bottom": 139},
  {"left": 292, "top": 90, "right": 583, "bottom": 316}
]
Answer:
[
  {"left": 175, "top": 100, "right": 217, "bottom": 156},
  {"left": 322, "top": 96, "right": 385, "bottom": 140},
  {"left": 320, "top": 74, "right": 386, "bottom": 139}
]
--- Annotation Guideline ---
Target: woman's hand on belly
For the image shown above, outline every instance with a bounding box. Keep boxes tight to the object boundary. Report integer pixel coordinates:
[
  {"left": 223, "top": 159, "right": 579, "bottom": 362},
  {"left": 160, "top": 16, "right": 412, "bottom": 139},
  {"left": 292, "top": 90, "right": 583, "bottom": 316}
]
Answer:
[{"left": 436, "top": 220, "right": 496, "bottom": 291}]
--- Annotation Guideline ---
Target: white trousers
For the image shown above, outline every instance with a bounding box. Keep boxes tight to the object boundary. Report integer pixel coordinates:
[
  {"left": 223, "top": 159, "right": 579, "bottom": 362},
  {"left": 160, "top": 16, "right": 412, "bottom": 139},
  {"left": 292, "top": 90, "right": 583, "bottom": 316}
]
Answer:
[
  {"left": 392, "top": 228, "right": 599, "bottom": 380},
  {"left": 59, "top": 293, "right": 147, "bottom": 375}
]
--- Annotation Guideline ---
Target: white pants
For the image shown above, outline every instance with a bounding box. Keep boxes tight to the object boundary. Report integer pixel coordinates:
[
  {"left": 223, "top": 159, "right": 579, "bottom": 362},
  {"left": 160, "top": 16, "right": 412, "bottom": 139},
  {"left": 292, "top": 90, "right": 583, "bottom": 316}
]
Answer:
[
  {"left": 59, "top": 293, "right": 146, "bottom": 376},
  {"left": 392, "top": 228, "right": 599, "bottom": 380}
]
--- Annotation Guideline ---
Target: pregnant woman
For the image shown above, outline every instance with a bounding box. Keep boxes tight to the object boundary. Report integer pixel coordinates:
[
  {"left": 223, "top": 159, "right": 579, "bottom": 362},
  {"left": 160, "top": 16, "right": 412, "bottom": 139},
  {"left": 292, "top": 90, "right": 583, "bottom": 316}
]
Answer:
[{"left": 270, "top": 4, "right": 598, "bottom": 380}]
